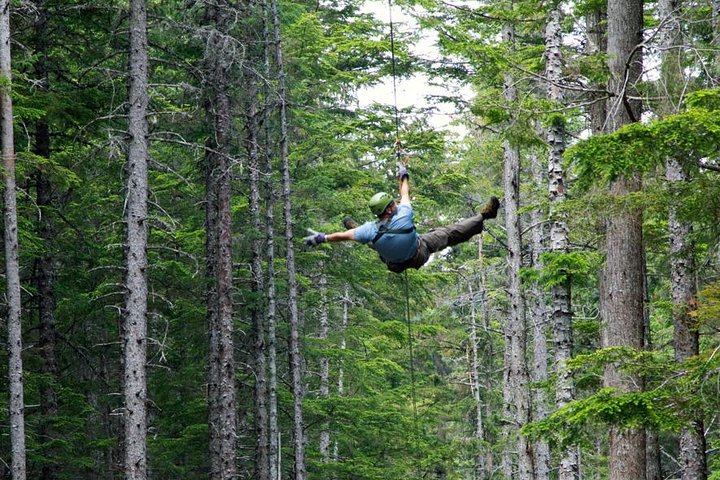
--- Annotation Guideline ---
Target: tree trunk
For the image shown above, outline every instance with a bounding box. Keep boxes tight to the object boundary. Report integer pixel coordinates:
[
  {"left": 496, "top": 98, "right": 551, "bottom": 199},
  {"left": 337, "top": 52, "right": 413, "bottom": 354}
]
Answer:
[
  {"left": 529, "top": 153, "right": 549, "bottom": 480},
  {"left": 643, "top": 253, "right": 662, "bottom": 480},
  {"left": 500, "top": 14, "right": 533, "bottom": 479},
  {"left": 545, "top": 6, "right": 579, "bottom": 479},
  {"left": 502, "top": 134, "right": 533, "bottom": 479},
  {"left": 657, "top": 1, "right": 707, "bottom": 474},
  {"left": 318, "top": 263, "right": 331, "bottom": 462},
  {"left": 469, "top": 239, "right": 487, "bottom": 479},
  {"left": 601, "top": 1, "right": 646, "bottom": 477},
  {"left": 204, "top": 2, "right": 237, "bottom": 478},
  {"left": 31, "top": 2, "right": 59, "bottom": 478},
  {"left": 264, "top": 108, "right": 281, "bottom": 480},
  {"left": 335, "top": 284, "right": 350, "bottom": 463},
  {"left": 668, "top": 158, "right": 706, "bottom": 480},
  {"left": 585, "top": 5, "right": 607, "bottom": 135},
  {"left": 261, "top": 0, "right": 280, "bottom": 476},
  {"left": 247, "top": 55, "right": 271, "bottom": 480},
  {"left": 271, "top": 0, "right": 306, "bottom": 474},
  {"left": 123, "top": 0, "right": 149, "bottom": 477},
  {"left": 1, "top": 0, "right": 27, "bottom": 477}
]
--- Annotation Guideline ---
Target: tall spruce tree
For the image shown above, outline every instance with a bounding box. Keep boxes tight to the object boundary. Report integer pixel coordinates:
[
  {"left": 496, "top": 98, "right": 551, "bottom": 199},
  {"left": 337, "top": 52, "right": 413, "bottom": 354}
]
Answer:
[
  {"left": 203, "top": 1, "right": 238, "bottom": 477},
  {"left": 658, "top": 0, "right": 707, "bottom": 477},
  {"left": 271, "top": 0, "right": 306, "bottom": 471},
  {"left": 247, "top": 59, "right": 271, "bottom": 480},
  {"left": 1, "top": 0, "right": 27, "bottom": 477},
  {"left": 501, "top": 14, "right": 534, "bottom": 479},
  {"left": 544, "top": 4, "right": 578, "bottom": 478},
  {"left": 123, "top": 0, "right": 149, "bottom": 477},
  {"left": 601, "top": 0, "right": 646, "bottom": 477},
  {"left": 29, "top": 1, "right": 59, "bottom": 478}
]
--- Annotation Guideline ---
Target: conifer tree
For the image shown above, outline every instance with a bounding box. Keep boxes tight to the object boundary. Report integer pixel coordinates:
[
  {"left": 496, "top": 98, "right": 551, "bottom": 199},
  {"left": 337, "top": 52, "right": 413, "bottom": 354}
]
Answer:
[
  {"left": 271, "top": 0, "right": 306, "bottom": 472},
  {"left": 529, "top": 152, "right": 550, "bottom": 480},
  {"left": 658, "top": 1, "right": 707, "bottom": 477},
  {"left": 29, "top": 2, "right": 59, "bottom": 478},
  {"left": 601, "top": 0, "right": 646, "bottom": 477},
  {"left": 544, "top": 4, "right": 578, "bottom": 478},
  {"left": 500, "top": 14, "right": 533, "bottom": 479},
  {"left": 247, "top": 63, "right": 271, "bottom": 480},
  {"left": 203, "top": 1, "right": 238, "bottom": 477},
  {"left": 1, "top": 0, "right": 27, "bottom": 477},
  {"left": 123, "top": 0, "right": 149, "bottom": 477}
]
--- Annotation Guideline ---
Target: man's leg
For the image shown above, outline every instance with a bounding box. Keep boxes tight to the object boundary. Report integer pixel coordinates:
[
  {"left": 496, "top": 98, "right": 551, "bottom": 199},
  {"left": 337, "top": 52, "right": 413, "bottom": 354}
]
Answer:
[
  {"left": 420, "top": 216, "right": 483, "bottom": 252},
  {"left": 420, "top": 197, "right": 499, "bottom": 253}
]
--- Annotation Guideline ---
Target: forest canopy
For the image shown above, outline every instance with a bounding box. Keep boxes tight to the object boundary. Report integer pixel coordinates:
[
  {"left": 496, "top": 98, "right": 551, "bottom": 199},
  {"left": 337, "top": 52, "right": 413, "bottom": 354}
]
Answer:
[{"left": 1, "top": 0, "right": 720, "bottom": 479}]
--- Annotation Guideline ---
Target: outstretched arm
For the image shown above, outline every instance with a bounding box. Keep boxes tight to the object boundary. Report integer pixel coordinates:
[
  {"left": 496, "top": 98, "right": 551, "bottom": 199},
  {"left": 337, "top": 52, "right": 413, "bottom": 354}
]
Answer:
[
  {"left": 303, "top": 227, "right": 356, "bottom": 246},
  {"left": 327, "top": 229, "right": 356, "bottom": 242}
]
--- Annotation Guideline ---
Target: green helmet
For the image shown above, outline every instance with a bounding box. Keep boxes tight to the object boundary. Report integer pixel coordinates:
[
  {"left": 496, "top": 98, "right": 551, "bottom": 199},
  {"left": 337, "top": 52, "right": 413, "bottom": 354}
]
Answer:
[{"left": 368, "top": 192, "right": 393, "bottom": 216}]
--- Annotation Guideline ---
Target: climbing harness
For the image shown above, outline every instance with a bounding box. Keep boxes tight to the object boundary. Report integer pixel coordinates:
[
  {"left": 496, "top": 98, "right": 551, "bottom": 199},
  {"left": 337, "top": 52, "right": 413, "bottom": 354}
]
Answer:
[{"left": 370, "top": 224, "right": 416, "bottom": 245}]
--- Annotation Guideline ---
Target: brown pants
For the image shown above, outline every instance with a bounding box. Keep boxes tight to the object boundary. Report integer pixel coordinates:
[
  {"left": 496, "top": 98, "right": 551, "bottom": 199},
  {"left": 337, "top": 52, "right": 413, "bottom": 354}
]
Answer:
[{"left": 385, "top": 214, "right": 486, "bottom": 273}]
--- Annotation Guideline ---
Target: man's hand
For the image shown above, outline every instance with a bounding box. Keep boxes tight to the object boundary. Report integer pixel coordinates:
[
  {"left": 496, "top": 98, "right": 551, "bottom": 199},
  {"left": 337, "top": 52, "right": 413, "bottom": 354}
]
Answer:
[
  {"left": 303, "top": 229, "right": 326, "bottom": 247},
  {"left": 397, "top": 162, "right": 409, "bottom": 180}
]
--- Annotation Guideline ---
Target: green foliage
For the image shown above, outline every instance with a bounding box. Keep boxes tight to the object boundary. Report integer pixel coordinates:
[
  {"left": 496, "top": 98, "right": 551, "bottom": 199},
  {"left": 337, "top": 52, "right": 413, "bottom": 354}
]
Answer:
[
  {"left": 523, "top": 388, "right": 682, "bottom": 448},
  {"left": 692, "top": 281, "right": 720, "bottom": 330},
  {"left": 525, "top": 345, "right": 720, "bottom": 454},
  {"left": 569, "top": 89, "right": 720, "bottom": 189},
  {"left": 686, "top": 88, "right": 720, "bottom": 111},
  {"left": 526, "top": 251, "right": 603, "bottom": 288}
]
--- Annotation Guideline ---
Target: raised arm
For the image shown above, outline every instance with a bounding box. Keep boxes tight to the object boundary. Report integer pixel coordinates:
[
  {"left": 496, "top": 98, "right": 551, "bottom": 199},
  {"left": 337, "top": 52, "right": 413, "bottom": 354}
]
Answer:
[
  {"left": 397, "top": 161, "right": 410, "bottom": 205},
  {"left": 398, "top": 176, "right": 410, "bottom": 205}
]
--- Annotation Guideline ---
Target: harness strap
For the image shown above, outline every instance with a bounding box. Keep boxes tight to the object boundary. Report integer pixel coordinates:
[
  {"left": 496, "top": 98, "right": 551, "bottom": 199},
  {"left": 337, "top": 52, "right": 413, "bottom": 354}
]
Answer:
[{"left": 371, "top": 225, "right": 415, "bottom": 245}]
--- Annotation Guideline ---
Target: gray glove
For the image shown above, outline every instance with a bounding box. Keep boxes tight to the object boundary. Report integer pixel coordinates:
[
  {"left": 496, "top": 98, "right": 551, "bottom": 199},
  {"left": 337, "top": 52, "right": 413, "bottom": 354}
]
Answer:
[
  {"left": 397, "top": 162, "right": 409, "bottom": 180},
  {"left": 303, "top": 229, "right": 326, "bottom": 247}
]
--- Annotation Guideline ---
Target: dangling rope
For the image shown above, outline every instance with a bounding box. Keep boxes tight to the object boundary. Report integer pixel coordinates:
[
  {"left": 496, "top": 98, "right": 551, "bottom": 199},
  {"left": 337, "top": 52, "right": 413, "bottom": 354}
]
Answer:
[
  {"left": 403, "top": 270, "right": 419, "bottom": 449},
  {"left": 388, "top": 0, "right": 418, "bottom": 449}
]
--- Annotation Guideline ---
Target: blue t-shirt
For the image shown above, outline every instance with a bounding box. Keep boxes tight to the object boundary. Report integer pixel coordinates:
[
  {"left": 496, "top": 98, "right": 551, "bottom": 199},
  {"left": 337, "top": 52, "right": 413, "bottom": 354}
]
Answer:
[{"left": 354, "top": 203, "right": 419, "bottom": 263}]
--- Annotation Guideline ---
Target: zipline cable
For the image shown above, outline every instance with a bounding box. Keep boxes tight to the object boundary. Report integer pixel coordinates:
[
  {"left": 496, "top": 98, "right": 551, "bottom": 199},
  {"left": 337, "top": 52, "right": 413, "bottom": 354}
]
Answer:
[
  {"left": 387, "top": 0, "right": 401, "bottom": 141},
  {"left": 389, "top": 0, "right": 419, "bottom": 452}
]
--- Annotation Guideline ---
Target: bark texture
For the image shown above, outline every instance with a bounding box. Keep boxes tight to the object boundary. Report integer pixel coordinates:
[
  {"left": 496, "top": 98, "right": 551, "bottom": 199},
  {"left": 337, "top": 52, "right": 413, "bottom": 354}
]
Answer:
[
  {"left": 261, "top": 0, "right": 280, "bottom": 476},
  {"left": 247, "top": 61, "right": 270, "bottom": 480},
  {"left": 469, "top": 238, "right": 490, "bottom": 479},
  {"left": 529, "top": 153, "right": 550, "bottom": 480},
  {"left": 1, "top": 0, "right": 27, "bottom": 477},
  {"left": 501, "top": 21, "right": 533, "bottom": 473},
  {"left": 601, "top": 1, "right": 646, "bottom": 477},
  {"left": 204, "top": 2, "right": 237, "bottom": 478},
  {"left": 657, "top": 1, "right": 707, "bottom": 477},
  {"left": 667, "top": 157, "right": 706, "bottom": 480},
  {"left": 545, "top": 6, "right": 579, "bottom": 479},
  {"left": 264, "top": 114, "right": 281, "bottom": 480},
  {"left": 318, "top": 264, "right": 331, "bottom": 461},
  {"left": 123, "top": 1, "right": 150, "bottom": 477},
  {"left": 271, "top": 0, "right": 306, "bottom": 474}
]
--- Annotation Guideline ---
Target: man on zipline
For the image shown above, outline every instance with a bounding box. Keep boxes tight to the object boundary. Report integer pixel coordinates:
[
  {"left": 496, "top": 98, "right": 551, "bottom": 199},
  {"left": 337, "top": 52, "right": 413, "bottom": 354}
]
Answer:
[{"left": 303, "top": 161, "right": 500, "bottom": 273}]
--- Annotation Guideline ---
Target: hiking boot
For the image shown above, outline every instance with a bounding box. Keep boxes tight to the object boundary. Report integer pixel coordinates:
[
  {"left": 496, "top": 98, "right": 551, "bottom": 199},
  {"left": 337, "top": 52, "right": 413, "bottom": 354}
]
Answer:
[
  {"left": 342, "top": 216, "right": 359, "bottom": 229},
  {"left": 480, "top": 196, "right": 500, "bottom": 219}
]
